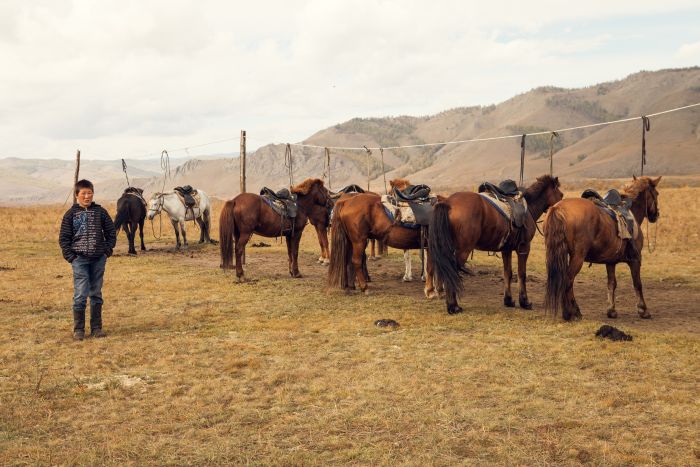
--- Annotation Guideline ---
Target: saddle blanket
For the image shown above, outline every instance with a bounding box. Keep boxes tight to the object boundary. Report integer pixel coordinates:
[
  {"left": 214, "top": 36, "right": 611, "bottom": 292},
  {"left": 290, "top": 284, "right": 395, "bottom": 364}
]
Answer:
[
  {"left": 381, "top": 195, "right": 421, "bottom": 230},
  {"left": 603, "top": 206, "right": 637, "bottom": 240},
  {"left": 478, "top": 192, "right": 525, "bottom": 223}
]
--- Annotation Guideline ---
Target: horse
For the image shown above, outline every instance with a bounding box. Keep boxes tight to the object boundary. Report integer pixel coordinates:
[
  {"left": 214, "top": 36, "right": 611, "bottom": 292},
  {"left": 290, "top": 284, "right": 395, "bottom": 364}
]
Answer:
[
  {"left": 313, "top": 187, "right": 387, "bottom": 266},
  {"left": 146, "top": 189, "right": 214, "bottom": 249},
  {"left": 327, "top": 179, "right": 438, "bottom": 295},
  {"left": 544, "top": 176, "right": 661, "bottom": 321},
  {"left": 429, "top": 175, "right": 563, "bottom": 314},
  {"left": 219, "top": 178, "right": 331, "bottom": 281},
  {"left": 114, "top": 187, "right": 147, "bottom": 255}
]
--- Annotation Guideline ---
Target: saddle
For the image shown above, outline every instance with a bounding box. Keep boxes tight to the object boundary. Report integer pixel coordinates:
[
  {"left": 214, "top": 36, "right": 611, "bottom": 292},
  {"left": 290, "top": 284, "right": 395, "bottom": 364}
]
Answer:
[
  {"left": 174, "top": 185, "right": 198, "bottom": 208},
  {"left": 260, "top": 187, "right": 298, "bottom": 222},
  {"left": 478, "top": 179, "right": 529, "bottom": 228},
  {"left": 123, "top": 187, "right": 147, "bottom": 207},
  {"left": 581, "top": 189, "right": 636, "bottom": 240},
  {"left": 383, "top": 184, "right": 436, "bottom": 227},
  {"left": 329, "top": 184, "right": 365, "bottom": 200}
]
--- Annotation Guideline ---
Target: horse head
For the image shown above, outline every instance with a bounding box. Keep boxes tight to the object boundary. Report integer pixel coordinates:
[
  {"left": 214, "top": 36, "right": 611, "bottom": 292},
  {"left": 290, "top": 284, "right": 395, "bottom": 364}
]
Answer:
[
  {"left": 292, "top": 178, "right": 331, "bottom": 208},
  {"left": 628, "top": 175, "right": 661, "bottom": 223},
  {"left": 390, "top": 178, "right": 411, "bottom": 192},
  {"left": 147, "top": 193, "right": 164, "bottom": 220},
  {"left": 525, "top": 175, "right": 563, "bottom": 213}
]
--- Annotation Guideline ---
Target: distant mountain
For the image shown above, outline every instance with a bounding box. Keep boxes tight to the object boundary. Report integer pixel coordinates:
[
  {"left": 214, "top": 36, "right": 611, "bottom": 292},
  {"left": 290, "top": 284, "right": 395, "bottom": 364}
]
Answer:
[{"left": 3, "top": 68, "right": 699, "bottom": 205}]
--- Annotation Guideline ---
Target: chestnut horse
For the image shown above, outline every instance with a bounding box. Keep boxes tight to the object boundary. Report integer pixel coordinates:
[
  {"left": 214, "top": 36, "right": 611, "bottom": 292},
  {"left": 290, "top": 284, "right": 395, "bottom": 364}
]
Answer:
[
  {"left": 327, "top": 179, "right": 437, "bottom": 294},
  {"left": 429, "top": 175, "right": 563, "bottom": 314},
  {"left": 544, "top": 176, "right": 661, "bottom": 321},
  {"left": 219, "top": 178, "right": 331, "bottom": 281}
]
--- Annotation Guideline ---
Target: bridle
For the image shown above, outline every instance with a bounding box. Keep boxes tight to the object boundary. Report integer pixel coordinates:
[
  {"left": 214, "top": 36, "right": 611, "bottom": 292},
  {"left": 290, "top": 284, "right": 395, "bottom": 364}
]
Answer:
[
  {"left": 644, "top": 187, "right": 659, "bottom": 253},
  {"left": 148, "top": 194, "right": 165, "bottom": 240}
]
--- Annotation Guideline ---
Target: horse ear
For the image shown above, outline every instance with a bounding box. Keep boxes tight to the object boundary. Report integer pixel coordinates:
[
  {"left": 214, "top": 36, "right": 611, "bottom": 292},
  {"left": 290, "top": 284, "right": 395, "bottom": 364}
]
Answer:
[
  {"left": 554, "top": 176, "right": 559, "bottom": 185},
  {"left": 652, "top": 176, "right": 662, "bottom": 186},
  {"left": 633, "top": 174, "right": 637, "bottom": 181}
]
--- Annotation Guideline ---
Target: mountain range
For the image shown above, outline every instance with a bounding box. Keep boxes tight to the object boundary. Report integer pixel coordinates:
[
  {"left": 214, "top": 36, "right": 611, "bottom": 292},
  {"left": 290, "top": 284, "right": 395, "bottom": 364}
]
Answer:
[{"left": 2, "top": 67, "right": 699, "bottom": 205}]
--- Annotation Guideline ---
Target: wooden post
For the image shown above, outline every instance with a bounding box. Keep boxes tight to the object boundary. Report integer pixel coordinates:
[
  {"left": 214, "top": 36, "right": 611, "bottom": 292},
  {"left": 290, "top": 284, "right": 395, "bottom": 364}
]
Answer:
[
  {"left": 72, "top": 149, "right": 81, "bottom": 204},
  {"left": 240, "top": 130, "right": 246, "bottom": 193}
]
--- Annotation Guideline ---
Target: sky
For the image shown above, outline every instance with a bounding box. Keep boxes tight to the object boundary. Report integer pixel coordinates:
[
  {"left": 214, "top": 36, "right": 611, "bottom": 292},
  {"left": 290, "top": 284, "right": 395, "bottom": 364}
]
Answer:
[{"left": 1, "top": 0, "right": 699, "bottom": 160}]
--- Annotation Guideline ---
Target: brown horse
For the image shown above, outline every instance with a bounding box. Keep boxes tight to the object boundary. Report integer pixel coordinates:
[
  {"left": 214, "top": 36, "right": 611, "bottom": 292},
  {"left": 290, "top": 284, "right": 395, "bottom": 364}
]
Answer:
[
  {"left": 219, "top": 178, "right": 331, "bottom": 281},
  {"left": 327, "top": 179, "right": 437, "bottom": 294},
  {"left": 429, "top": 175, "right": 563, "bottom": 314},
  {"left": 544, "top": 176, "right": 661, "bottom": 321}
]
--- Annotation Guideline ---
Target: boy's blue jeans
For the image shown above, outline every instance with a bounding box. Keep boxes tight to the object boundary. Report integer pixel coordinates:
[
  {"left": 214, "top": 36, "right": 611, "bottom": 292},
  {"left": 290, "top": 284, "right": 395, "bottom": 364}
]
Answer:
[{"left": 71, "top": 254, "right": 106, "bottom": 312}]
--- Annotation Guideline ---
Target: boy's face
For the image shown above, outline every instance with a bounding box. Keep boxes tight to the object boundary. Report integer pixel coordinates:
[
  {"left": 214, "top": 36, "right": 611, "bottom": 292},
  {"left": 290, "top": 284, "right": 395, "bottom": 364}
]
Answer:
[{"left": 76, "top": 188, "right": 94, "bottom": 208}]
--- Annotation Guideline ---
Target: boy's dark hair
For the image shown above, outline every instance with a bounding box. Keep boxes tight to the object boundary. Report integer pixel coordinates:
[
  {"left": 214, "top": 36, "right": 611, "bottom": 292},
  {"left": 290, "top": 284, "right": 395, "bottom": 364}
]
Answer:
[{"left": 75, "top": 179, "right": 94, "bottom": 195}]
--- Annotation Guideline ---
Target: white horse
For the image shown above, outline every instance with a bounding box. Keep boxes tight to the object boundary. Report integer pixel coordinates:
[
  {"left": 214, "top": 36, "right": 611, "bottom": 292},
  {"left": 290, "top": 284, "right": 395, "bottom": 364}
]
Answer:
[{"left": 147, "top": 190, "right": 214, "bottom": 249}]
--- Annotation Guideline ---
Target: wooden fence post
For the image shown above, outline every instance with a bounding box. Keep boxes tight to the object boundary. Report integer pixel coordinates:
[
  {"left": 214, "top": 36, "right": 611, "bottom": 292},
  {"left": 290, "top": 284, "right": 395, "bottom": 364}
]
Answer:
[
  {"left": 240, "top": 130, "right": 246, "bottom": 193},
  {"left": 72, "top": 149, "right": 81, "bottom": 203}
]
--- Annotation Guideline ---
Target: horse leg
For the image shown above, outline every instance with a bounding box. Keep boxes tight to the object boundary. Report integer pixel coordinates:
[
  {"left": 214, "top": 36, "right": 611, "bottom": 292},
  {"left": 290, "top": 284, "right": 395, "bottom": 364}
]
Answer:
[
  {"left": 563, "top": 253, "right": 584, "bottom": 321},
  {"left": 628, "top": 260, "right": 651, "bottom": 319},
  {"left": 606, "top": 263, "right": 618, "bottom": 318},
  {"left": 314, "top": 224, "right": 328, "bottom": 265},
  {"left": 502, "top": 250, "right": 515, "bottom": 307},
  {"left": 139, "top": 219, "right": 146, "bottom": 251},
  {"left": 402, "top": 250, "right": 413, "bottom": 282},
  {"left": 197, "top": 217, "right": 205, "bottom": 243},
  {"left": 289, "top": 231, "right": 303, "bottom": 278},
  {"left": 369, "top": 239, "right": 377, "bottom": 260},
  {"left": 424, "top": 250, "right": 438, "bottom": 299},
  {"left": 517, "top": 250, "right": 532, "bottom": 310},
  {"left": 180, "top": 221, "right": 188, "bottom": 249},
  {"left": 352, "top": 239, "right": 370, "bottom": 293},
  {"left": 171, "top": 219, "right": 181, "bottom": 249},
  {"left": 446, "top": 249, "right": 470, "bottom": 315},
  {"left": 235, "top": 232, "right": 251, "bottom": 282},
  {"left": 129, "top": 221, "right": 138, "bottom": 255}
]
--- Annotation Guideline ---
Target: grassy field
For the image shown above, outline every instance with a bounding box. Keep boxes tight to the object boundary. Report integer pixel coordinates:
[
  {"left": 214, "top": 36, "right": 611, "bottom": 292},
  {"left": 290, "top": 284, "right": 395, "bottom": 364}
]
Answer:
[{"left": 0, "top": 187, "right": 698, "bottom": 465}]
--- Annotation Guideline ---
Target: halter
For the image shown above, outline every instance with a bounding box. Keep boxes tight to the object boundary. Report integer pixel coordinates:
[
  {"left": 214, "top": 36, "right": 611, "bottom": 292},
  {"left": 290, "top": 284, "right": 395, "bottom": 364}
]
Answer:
[{"left": 148, "top": 193, "right": 165, "bottom": 240}]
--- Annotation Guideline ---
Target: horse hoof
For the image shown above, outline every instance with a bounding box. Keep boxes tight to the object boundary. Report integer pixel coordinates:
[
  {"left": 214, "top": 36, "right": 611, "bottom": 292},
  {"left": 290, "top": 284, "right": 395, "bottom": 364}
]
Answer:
[
  {"left": 236, "top": 276, "right": 246, "bottom": 283},
  {"left": 128, "top": 252, "right": 137, "bottom": 256},
  {"left": 607, "top": 309, "right": 618, "bottom": 319},
  {"left": 519, "top": 300, "right": 533, "bottom": 310},
  {"left": 369, "top": 256, "right": 379, "bottom": 261},
  {"left": 402, "top": 277, "right": 412, "bottom": 282},
  {"left": 447, "top": 305, "right": 463, "bottom": 315},
  {"left": 639, "top": 310, "right": 652, "bottom": 319},
  {"left": 425, "top": 289, "right": 437, "bottom": 299},
  {"left": 363, "top": 289, "right": 370, "bottom": 296},
  {"left": 503, "top": 297, "right": 515, "bottom": 308}
]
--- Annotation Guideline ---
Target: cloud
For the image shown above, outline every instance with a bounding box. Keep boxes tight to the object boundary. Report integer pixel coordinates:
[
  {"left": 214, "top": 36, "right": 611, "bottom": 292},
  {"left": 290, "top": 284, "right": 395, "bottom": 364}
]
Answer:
[{"left": 1, "top": 0, "right": 699, "bottom": 159}]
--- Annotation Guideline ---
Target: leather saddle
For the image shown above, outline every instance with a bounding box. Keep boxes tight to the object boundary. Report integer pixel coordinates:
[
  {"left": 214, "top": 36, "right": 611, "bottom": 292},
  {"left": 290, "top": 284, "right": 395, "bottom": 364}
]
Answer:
[
  {"left": 260, "top": 187, "right": 298, "bottom": 220},
  {"left": 387, "top": 184, "right": 435, "bottom": 226},
  {"left": 174, "top": 185, "right": 198, "bottom": 208},
  {"left": 123, "top": 187, "right": 147, "bottom": 207},
  {"left": 478, "top": 179, "right": 528, "bottom": 228},
  {"left": 329, "top": 184, "right": 365, "bottom": 200},
  {"left": 581, "top": 189, "right": 635, "bottom": 239}
]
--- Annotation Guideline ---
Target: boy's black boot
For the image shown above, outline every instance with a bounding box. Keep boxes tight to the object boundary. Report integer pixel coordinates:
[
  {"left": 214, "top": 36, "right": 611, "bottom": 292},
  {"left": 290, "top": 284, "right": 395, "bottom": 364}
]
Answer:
[
  {"left": 90, "top": 303, "right": 106, "bottom": 338},
  {"left": 73, "top": 309, "right": 85, "bottom": 341}
]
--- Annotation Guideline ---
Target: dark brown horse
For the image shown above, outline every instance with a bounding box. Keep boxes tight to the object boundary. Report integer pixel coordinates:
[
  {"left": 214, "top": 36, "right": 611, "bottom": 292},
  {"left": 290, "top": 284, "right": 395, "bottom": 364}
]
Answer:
[
  {"left": 327, "top": 179, "right": 438, "bottom": 294},
  {"left": 114, "top": 187, "right": 147, "bottom": 255},
  {"left": 219, "top": 178, "right": 331, "bottom": 281},
  {"left": 429, "top": 175, "right": 563, "bottom": 314},
  {"left": 544, "top": 176, "right": 661, "bottom": 320}
]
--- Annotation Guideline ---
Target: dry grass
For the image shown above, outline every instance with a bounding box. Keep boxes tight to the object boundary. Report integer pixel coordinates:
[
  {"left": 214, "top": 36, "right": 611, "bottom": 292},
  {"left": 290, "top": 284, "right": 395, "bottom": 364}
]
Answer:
[{"left": 0, "top": 188, "right": 698, "bottom": 465}]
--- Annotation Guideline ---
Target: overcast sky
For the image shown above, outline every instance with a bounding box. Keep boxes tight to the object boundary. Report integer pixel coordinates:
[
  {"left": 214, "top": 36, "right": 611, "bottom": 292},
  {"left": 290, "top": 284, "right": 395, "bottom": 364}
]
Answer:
[{"left": 1, "top": 0, "right": 699, "bottom": 160}]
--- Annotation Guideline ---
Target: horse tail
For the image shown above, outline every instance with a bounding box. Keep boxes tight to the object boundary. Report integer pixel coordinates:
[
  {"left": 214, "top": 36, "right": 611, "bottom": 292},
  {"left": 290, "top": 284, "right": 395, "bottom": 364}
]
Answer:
[
  {"left": 544, "top": 206, "right": 569, "bottom": 317},
  {"left": 328, "top": 204, "right": 350, "bottom": 289},
  {"left": 219, "top": 199, "right": 236, "bottom": 269},
  {"left": 114, "top": 200, "right": 129, "bottom": 234},
  {"left": 428, "top": 202, "right": 466, "bottom": 299}
]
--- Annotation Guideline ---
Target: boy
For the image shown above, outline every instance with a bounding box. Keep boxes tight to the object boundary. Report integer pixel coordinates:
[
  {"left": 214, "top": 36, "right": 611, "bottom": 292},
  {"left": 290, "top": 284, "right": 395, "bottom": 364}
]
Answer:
[{"left": 59, "top": 179, "right": 117, "bottom": 340}]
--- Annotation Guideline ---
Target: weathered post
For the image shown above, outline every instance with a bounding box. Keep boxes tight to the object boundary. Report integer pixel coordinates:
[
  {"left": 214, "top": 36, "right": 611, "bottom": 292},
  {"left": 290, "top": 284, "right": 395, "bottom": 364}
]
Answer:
[
  {"left": 72, "top": 149, "right": 81, "bottom": 203},
  {"left": 240, "top": 130, "right": 246, "bottom": 193}
]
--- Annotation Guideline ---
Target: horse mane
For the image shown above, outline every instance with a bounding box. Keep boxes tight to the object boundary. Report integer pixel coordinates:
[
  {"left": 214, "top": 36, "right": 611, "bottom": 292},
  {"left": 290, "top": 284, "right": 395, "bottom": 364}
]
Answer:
[
  {"left": 524, "top": 174, "right": 560, "bottom": 200},
  {"left": 292, "top": 178, "right": 324, "bottom": 195},
  {"left": 621, "top": 176, "right": 653, "bottom": 200},
  {"left": 390, "top": 178, "right": 411, "bottom": 191}
]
